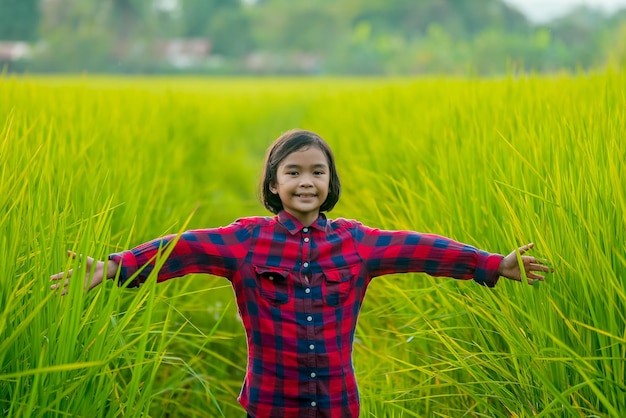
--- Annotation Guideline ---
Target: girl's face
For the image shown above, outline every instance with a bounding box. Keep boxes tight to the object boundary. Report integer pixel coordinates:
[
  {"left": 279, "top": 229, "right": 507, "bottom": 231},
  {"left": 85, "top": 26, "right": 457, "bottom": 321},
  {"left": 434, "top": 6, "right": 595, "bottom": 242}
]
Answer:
[{"left": 270, "top": 146, "right": 330, "bottom": 226}]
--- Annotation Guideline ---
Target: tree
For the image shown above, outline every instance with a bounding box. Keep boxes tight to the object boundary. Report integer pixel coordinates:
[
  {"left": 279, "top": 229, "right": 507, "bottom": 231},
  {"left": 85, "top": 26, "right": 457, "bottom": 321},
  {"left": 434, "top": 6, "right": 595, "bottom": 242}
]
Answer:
[
  {"left": 349, "top": 0, "right": 529, "bottom": 41},
  {"left": 180, "top": 0, "right": 254, "bottom": 57},
  {"left": 250, "top": 0, "right": 341, "bottom": 53},
  {"left": 0, "top": 0, "right": 39, "bottom": 41},
  {"left": 34, "top": 0, "right": 116, "bottom": 72},
  {"left": 607, "top": 21, "right": 626, "bottom": 69}
]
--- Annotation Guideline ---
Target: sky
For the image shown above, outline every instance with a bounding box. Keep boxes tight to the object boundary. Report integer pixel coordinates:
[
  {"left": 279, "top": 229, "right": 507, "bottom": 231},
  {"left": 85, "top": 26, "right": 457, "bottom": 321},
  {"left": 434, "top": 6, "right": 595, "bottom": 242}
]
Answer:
[
  {"left": 503, "top": 0, "right": 626, "bottom": 22},
  {"left": 154, "top": 0, "right": 626, "bottom": 22}
]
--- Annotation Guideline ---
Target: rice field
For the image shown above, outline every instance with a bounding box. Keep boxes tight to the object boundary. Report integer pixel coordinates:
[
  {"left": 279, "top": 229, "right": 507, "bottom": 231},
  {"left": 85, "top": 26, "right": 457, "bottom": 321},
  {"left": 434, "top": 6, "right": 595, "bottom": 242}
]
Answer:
[{"left": 0, "top": 69, "right": 624, "bottom": 417}]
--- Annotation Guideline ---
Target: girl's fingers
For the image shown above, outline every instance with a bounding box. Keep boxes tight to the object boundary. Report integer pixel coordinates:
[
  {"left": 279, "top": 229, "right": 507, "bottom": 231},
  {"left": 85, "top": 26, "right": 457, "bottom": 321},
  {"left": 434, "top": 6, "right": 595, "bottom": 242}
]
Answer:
[
  {"left": 526, "top": 277, "right": 544, "bottom": 285},
  {"left": 527, "top": 272, "right": 545, "bottom": 281},
  {"left": 518, "top": 243, "right": 534, "bottom": 254},
  {"left": 51, "top": 251, "right": 95, "bottom": 296},
  {"left": 51, "top": 251, "right": 87, "bottom": 280},
  {"left": 50, "top": 269, "right": 73, "bottom": 281},
  {"left": 529, "top": 263, "right": 550, "bottom": 272},
  {"left": 50, "top": 250, "right": 80, "bottom": 281},
  {"left": 50, "top": 278, "right": 70, "bottom": 291}
]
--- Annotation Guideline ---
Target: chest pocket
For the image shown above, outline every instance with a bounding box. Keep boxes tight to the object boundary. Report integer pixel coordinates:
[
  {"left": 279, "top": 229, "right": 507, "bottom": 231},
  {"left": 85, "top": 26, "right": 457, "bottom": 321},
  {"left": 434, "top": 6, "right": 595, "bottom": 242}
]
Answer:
[
  {"left": 254, "top": 265, "right": 290, "bottom": 305},
  {"left": 323, "top": 265, "right": 359, "bottom": 306}
]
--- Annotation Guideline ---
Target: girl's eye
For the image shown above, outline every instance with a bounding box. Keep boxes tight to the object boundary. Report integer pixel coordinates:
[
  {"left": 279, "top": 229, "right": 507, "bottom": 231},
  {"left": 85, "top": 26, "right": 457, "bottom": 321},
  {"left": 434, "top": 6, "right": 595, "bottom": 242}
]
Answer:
[
  {"left": 287, "top": 171, "right": 299, "bottom": 176},
  {"left": 314, "top": 171, "right": 324, "bottom": 176}
]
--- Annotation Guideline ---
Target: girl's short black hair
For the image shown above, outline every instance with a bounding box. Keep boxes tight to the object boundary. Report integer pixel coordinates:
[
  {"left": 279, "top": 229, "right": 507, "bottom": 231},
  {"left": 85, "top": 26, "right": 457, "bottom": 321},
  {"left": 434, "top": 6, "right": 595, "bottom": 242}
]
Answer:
[{"left": 260, "top": 129, "right": 341, "bottom": 215}]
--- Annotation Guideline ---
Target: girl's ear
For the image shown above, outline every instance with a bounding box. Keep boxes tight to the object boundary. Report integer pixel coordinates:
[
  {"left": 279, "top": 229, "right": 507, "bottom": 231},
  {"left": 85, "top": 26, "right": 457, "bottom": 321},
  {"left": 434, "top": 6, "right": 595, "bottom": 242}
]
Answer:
[{"left": 269, "top": 182, "right": 278, "bottom": 194}]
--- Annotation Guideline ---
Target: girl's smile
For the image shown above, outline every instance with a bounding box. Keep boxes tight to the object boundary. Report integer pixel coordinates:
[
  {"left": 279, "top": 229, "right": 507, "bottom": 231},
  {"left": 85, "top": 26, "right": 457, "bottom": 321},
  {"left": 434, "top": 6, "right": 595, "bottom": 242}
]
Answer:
[{"left": 295, "top": 193, "right": 317, "bottom": 199}]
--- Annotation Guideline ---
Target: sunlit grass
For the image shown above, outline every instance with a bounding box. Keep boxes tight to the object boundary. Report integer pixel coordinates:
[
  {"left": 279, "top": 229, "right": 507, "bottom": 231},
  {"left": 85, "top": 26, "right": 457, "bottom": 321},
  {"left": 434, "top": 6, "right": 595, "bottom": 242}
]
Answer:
[{"left": 1, "top": 69, "right": 624, "bottom": 417}]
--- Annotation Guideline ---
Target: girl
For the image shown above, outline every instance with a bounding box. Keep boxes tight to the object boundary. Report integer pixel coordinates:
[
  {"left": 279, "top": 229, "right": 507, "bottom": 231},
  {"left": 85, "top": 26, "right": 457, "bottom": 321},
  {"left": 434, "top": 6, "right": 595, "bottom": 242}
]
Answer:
[{"left": 50, "top": 129, "right": 551, "bottom": 418}]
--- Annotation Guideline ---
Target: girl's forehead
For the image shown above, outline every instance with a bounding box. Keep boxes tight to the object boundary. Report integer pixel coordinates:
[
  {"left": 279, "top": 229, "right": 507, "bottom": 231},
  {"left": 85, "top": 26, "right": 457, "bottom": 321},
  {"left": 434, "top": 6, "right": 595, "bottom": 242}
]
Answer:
[{"left": 280, "top": 146, "right": 328, "bottom": 166}]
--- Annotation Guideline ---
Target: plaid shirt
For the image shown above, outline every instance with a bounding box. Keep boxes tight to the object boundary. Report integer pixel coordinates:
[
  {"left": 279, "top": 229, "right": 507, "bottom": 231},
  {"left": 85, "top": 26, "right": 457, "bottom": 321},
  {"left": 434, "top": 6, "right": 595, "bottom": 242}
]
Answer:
[{"left": 109, "top": 210, "right": 503, "bottom": 418}]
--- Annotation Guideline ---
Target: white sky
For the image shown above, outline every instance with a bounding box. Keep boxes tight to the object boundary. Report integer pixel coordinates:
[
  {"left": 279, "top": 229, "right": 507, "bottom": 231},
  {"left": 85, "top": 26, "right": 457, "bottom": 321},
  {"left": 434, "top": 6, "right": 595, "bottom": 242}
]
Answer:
[
  {"left": 155, "top": 0, "right": 626, "bottom": 23},
  {"left": 503, "top": 0, "right": 626, "bottom": 22}
]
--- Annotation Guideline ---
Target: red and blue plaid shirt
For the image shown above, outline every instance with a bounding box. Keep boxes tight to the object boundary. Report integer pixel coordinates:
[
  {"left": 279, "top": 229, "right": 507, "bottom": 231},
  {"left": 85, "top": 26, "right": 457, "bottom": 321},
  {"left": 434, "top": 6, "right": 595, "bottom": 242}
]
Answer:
[{"left": 110, "top": 210, "right": 503, "bottom": 418}]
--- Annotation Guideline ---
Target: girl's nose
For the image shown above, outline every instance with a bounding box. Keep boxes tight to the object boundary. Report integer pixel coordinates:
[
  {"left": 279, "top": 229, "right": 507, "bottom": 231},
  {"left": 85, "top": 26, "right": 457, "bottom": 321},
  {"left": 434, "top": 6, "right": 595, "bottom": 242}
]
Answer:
[{"left": 299, "top": 174, "right": 313, "bottom": 186}]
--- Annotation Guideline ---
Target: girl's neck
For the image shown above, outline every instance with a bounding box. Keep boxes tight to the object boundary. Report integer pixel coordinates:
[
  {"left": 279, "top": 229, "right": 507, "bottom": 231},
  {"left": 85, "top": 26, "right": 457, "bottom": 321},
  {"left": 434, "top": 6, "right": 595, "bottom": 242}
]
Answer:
[{"left": 286, "top": 210, "right": 319, "bottom": 227}]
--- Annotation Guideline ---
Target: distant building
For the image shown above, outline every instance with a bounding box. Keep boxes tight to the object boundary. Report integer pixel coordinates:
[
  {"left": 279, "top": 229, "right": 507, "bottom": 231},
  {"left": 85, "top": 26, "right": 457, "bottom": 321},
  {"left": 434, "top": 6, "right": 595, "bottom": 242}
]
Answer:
[
  {"left": 0, "top": 42, "right": 31, "bottom": 62},
  {"left": 245, "top": 51, "right": 321, "bottom": 74},
  {"left": 153, "top": 38, "right": 212, "bottom": 68}
]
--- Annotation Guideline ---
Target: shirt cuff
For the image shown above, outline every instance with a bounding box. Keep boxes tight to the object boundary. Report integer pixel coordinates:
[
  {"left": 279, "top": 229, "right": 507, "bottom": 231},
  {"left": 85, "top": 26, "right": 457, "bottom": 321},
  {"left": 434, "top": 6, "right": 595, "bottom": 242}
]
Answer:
[
  {"left": 474, "top": 253, "right": 504, "bottom": 288},
  {"left": 108, "top": 251, "right": 140, "bottom": 287}
]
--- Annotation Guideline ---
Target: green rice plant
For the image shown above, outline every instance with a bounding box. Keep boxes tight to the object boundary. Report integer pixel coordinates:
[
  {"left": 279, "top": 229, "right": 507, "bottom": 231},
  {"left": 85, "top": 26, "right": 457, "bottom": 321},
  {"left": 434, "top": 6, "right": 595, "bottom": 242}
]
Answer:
[{"left": 0, "top": 69, "right": 624, "bottom": 417}]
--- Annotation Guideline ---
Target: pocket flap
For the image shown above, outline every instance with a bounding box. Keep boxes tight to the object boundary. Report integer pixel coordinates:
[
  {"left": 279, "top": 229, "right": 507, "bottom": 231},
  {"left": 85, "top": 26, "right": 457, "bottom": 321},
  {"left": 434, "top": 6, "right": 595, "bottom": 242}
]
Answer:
[
  {"left": 324, "top": 265, "right": 358, "bottom": 283},
  {"left": 254, "top": 265, "right": 289, "bottom": 282}
]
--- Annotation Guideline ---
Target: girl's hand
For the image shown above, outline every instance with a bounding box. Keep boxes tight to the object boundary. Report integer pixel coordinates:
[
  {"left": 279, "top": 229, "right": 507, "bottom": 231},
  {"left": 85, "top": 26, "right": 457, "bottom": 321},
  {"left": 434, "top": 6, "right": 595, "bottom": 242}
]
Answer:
[
  {"left": 50, "top": 251, "right": 119, "bottom": 295},
  {"left": 498, "top": 243, "right": 552, "bottom": 284}
]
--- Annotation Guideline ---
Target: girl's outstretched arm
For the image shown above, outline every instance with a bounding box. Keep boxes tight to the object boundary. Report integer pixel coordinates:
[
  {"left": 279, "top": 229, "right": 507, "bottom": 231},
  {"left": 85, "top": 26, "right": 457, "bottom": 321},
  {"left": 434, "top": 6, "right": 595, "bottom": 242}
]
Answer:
[
  {"left": 51, "top": 219, "right": 254, "bottom": 292},
  {"left": 352, "top": 221, "right": 552, "bottom": 287},
  {"left": 50, "top": 251, "right": 119, "bottom": 295},
  {"left": 498, "top": 243, "right": 552, "bottom": 284}
]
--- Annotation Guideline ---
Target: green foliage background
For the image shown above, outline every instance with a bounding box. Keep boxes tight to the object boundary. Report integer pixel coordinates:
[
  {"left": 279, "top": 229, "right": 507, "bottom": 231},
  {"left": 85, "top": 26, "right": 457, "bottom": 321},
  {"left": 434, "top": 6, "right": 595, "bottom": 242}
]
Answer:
[
  {"left": 0, "top": 71, "right": 625, "bottom": 417},
  {"left": 1, "top": 0, "right": 626, "bottom": 74}
]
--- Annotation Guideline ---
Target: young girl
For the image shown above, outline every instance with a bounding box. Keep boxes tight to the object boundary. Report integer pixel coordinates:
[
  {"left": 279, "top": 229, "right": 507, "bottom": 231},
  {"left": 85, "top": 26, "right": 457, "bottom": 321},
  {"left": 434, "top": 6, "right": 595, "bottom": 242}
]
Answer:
[{"left": 51, "top": 129, "right": 550, "bottom": 418}]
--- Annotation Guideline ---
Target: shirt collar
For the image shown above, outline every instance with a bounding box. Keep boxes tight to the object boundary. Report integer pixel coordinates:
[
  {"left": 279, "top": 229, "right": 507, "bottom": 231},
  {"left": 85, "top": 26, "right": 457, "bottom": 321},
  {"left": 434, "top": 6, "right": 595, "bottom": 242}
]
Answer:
[{"left": 277, "top": 210, "right": 327, "bottom": 234}]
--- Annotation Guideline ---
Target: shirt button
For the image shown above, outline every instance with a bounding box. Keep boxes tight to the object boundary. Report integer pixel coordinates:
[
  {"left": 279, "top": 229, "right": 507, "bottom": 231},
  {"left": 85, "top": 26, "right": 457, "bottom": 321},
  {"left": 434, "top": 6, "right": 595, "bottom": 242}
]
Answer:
[
  {"left": 303, "top": 227, "right": 309, "bottom": 233},
  {"left": 310, "top": 372, "right": 316, "bottom": 378},
  {"left": 304, "top": 237, "right": 310, "bottom": 243},
  {"left": 303, "top": 262, "right": 309, "bottom": 268},
  {"left": 309, "top": 344, "right": 315, "bottom": 350},
  {"left": 304, "top": 288, "right": 311, "bottom": 294},
  {"left": 268, "top": 275, "right": 274, "bottom": 281},
  {"left": 311, "top": 401, "right": 316, "bottom": 407},
  {"left": 306, "top": 315, "right": 313, "bottom": 322}
]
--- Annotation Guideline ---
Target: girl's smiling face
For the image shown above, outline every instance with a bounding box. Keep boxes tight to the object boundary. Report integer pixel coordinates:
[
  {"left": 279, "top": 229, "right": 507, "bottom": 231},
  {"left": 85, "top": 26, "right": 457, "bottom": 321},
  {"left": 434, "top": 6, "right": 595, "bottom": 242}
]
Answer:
[{"left": 270, "top": 146, "right": 330, "bottom": 226}]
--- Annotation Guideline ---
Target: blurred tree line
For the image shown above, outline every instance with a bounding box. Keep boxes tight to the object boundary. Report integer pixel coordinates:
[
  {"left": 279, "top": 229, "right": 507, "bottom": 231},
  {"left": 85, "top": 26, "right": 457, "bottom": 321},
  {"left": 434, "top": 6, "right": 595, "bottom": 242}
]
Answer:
[{"left": 1, "top": 0, "right": 625, "bottom": 75}]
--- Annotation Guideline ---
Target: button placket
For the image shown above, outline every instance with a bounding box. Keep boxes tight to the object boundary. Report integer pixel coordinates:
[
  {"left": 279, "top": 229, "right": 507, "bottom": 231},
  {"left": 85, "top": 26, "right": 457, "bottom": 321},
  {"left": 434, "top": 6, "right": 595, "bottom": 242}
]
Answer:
[{"left": 300, "top": 226, "right": 318, "bottom": 405}]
